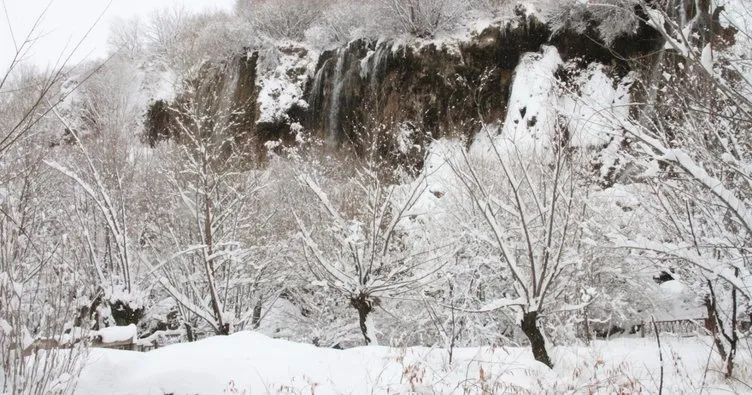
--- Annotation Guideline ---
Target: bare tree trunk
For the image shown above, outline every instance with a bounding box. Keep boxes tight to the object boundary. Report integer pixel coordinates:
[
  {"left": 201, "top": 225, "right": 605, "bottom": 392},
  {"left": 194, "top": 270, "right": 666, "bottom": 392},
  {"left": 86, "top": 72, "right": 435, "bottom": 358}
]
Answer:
[
  {"left": 185, "top": 323, "right": 195, "bottom": 342},
  {"left": 651, "top": 317, "right": 664, "bottom": 395},
  {"left": 520, "top": 311, "right": 553, "bottom": 368},
  {"left": 351, "top": 294, "right": 374, "bottom": 345},
  {"left": 583, "top": 307, "right": 592, "bottom": 346},
  {"left": 725, "top": 268, "right": 739, "bottom": 378},
  {"left": 251, "top": 303, "right": 262, "bottom": 329},
  {"left": 705, "top": 283, "right": 728, "bottom": 361},
  {"left": 202, "top": 176, "right": 227, "bottom": 335}
]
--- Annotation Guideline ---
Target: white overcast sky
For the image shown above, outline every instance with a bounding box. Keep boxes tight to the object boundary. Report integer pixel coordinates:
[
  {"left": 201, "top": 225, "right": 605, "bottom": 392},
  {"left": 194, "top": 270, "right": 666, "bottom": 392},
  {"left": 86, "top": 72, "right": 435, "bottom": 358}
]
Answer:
[{"left": 1, "top": 0, "right": 235, "bottom": 72}]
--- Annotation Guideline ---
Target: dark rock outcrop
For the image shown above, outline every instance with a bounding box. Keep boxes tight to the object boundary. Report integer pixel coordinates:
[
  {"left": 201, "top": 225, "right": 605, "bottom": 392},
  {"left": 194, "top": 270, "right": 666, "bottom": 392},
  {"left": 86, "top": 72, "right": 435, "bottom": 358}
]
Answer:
[
  {"left": 145, "top": 10, "right": 669, "bottom": 169},
  {"left": 145, "top": 52, "right": 260, "bottom": 160}
]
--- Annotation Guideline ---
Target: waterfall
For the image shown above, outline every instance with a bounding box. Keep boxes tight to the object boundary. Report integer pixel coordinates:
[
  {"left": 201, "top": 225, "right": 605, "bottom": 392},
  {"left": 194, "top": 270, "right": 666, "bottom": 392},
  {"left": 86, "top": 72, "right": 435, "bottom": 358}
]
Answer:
[
  {"left": 368, "top": 41, "right": 391, "bottom": 94},
  {"left": 328, "top": 47, "right": 348, "bottom": 143},
  {"left": 308, "top": 57, "right": 332, "bottom": 123},
  {"left": 207, "top": 61, "right": 241, "bottom": 146},
  {"left": 360, "top": 41, "right": 391, "bottom": 94}
]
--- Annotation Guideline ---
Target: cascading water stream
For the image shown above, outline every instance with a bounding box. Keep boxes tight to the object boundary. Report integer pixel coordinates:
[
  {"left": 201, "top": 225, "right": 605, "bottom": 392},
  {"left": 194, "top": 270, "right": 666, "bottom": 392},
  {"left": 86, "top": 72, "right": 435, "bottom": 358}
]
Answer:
[
  {"left": 328, "top": 47, "right": 348, "bottom": 143},
  {"left": 308, "top": 58, "right": 332, "bottom": 122},
  {"left": 368, "top": 42, "right": 391, "bottom": 94}
]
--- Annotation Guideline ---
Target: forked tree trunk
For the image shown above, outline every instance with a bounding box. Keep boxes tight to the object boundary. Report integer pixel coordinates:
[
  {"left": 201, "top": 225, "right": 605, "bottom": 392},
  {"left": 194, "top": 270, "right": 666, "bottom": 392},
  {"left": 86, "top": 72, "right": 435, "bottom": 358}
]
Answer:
[
  {"left": 351, "top": 294, "right": 375, "bottom": 345},
  {"left": 520, "top": 311, "right": 553, "bottom": 368}
]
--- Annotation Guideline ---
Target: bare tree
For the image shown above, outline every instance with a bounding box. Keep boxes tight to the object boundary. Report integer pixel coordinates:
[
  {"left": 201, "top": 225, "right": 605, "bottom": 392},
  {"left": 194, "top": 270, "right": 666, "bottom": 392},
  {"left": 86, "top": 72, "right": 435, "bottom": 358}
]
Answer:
[
  {"left": 294, "top": 158, "right": 449, "bottom": 345},
  {"left": 1, "top": 3, "right": 107, "bottom": 393},
  {"left": 107, "top": 16, "right": 144, "bottom": 59},
  {"left": 378, "top": 0, "right": 468, "bottom": 39},
  {"left": 45, "top": 103, "right": 135, "bottom": 295},
  {"left": 448, "top": 124, "right": 580, "bottom": 368},
  {"left": 144, "top": 90, "right": 276, "bottom": 338},
  {"left": 242, "top": 0, "right": 329, "bottom": 41},
  {"left": 608, "top": 1, "right": 752, "bottom": 378}
]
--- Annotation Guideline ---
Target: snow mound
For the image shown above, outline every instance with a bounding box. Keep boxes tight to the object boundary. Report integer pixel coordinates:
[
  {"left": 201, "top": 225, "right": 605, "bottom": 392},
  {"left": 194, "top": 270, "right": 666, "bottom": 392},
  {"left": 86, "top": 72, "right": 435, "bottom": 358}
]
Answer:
[
  {"left": 660, "top": 280, "right": 687, "bottom": 295},
  {"left": 493, "top": 45, "right": 563, "bottom": 156},
  {"left": 563, "top": 64, "right": 633, "bottom": 148},
  {"left": 469, "top": 45, "right": 634, "bottom": 162},
  {"left": 75, "top": 332, "right": 750, "bottom": 394}
]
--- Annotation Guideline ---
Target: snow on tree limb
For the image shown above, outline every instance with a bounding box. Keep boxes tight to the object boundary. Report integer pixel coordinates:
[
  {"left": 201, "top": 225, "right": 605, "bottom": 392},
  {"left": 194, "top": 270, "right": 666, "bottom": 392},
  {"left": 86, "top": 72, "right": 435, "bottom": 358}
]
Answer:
[{"left": 625, "top": 124, "right": 752, "bottom": 237}]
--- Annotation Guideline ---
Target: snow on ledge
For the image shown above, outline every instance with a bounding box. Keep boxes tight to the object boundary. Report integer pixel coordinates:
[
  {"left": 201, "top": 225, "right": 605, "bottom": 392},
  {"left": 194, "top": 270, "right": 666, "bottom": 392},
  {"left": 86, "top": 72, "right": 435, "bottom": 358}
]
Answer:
[{"left": 94, "top": 324, "right": 138, "bottom": 344}]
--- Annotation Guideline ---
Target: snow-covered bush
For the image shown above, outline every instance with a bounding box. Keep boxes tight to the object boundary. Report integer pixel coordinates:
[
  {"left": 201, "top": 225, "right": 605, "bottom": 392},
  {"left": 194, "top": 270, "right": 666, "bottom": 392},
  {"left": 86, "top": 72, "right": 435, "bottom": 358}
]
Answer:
[
  {"left": 242, "top": 0, "right": 329, "bottom": 42},
  {"left": 1, "top": 272, "right": 87, "bottom": 395},
  {"left": 305, "top": 0, "right": 376, "bottom": 48},
  {"left": 376, "top": 0, "right": 470, "bottom": 38},
  {"left": 610, "top": 1, "right": 752, "bottom": 378},
  {"left": 194, "top": 17, "right": 257, "bottom": 62},
  {"left": 294, "top": 158, "right": 448, "bottom": 346},
  {"left": 0, "top": 56, "right": 90, "bottom": 395},
  {"left": 546, "top": 0, "right": 640, "bottom": 45},
  {"left": 468, "top": 0, "right": 511, "bottom": 14},
  {"left": 145, "top": 8, "right": 246, "bottom": 75}
]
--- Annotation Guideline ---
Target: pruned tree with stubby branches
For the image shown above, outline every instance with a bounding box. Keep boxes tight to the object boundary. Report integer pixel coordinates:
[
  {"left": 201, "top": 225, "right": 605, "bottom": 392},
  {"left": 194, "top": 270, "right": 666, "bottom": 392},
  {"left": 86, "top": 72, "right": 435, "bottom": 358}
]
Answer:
[
  {"left": 294, "top": 157, "right": 450, "bottom": 345},
  {"left": 448, "top": 124, "right": 581, "bottom": 368}
]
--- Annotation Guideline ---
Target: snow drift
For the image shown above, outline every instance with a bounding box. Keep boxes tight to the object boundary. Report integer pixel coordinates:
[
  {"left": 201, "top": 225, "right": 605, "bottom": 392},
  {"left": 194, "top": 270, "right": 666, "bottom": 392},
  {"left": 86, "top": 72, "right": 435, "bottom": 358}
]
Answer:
[{"left": 75, "top": 331, "right": 750, "bottom": 394}]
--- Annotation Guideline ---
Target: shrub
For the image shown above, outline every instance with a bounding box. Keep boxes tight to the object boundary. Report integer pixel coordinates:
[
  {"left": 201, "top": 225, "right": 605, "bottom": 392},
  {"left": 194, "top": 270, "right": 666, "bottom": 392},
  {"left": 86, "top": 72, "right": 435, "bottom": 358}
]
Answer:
[
  {"left": 377, "top": 0, "right": 469, "bottom": 38},
  {"left": 241, "top": 0, "right": 330, "bottom": 42},
  {"left": 305, "top": 0, "right": 376, "bottom": 48},
  {"left": 546, "top": 0, "right": 640, "bottom": 46}
]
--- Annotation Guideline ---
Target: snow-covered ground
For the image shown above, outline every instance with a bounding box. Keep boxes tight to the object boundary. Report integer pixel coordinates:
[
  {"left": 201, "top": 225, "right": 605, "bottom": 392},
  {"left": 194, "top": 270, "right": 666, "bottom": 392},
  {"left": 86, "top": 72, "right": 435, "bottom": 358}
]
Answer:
[{"left": 75, "top": 332, "right": 751, "bottom": 394}]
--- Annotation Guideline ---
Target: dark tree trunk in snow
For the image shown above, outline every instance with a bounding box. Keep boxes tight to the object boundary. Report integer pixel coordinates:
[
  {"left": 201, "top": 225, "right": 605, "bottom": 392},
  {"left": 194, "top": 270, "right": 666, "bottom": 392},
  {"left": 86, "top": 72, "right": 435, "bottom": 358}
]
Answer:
[
  {"left": 351, "top": 294, "right": 375, "bottom": 345},
  {"left": 185, "top": 323, "right": 195, "bottom": 342},
  {"left": 356, "top": 307, "right": 372, "bottom": 345},
  {"left": 251, "top": 303, "right": 263, "bottom": 329},
  {"left": 520, "top": 311, "right": 553, "bottom": 368},
  {"left": 704, "top": 292, "right": 727, "bottom": 361}
]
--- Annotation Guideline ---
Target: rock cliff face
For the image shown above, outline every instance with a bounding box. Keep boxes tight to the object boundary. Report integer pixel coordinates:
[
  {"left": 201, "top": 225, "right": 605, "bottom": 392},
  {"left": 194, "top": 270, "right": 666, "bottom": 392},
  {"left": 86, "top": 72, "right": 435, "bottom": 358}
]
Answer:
[
  {"left": 145, "top": 53, "right": 259, "bottom": 151},
  {"left": 302, "top": 22, "right": 550, "bottom": 161},
  {"left": 146, "top": 11, "right": 666, "bottom": 168}
]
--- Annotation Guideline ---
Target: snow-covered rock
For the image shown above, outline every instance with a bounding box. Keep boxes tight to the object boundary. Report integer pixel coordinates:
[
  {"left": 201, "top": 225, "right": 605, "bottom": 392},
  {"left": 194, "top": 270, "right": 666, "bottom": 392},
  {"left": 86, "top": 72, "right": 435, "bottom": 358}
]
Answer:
[{"left": 95, "top": 324, "right": 138, "bottom": 344}]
